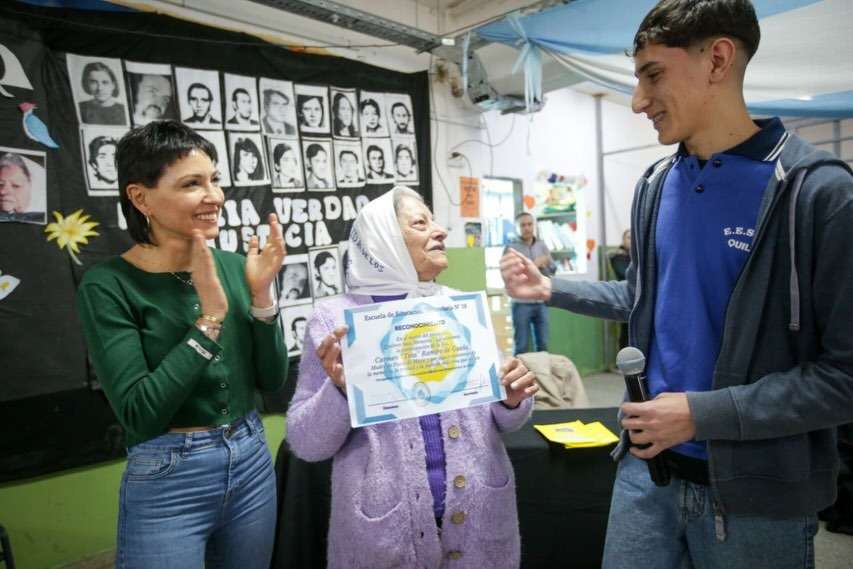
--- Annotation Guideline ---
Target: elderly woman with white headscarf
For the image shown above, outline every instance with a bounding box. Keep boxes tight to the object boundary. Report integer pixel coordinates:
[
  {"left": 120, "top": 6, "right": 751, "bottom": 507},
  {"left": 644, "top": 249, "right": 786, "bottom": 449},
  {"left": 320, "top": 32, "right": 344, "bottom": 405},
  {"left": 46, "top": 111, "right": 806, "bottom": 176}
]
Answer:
[{"left": 287, "top": 187, "right": 538, "bottom": 569}]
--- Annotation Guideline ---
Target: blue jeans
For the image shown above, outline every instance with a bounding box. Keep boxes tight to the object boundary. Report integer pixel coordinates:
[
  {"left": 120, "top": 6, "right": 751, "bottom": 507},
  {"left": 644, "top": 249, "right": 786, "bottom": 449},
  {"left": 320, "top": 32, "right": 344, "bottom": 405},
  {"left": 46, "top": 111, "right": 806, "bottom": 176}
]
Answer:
[
  {"left": 603, "top": 454, "right": 818, "bottom": 569},
  {"left": 512, "top": 301, "right": 549, "bottom": 355},
  {"left": 117, "top": 410, "right": 276, "bottom": 569}
]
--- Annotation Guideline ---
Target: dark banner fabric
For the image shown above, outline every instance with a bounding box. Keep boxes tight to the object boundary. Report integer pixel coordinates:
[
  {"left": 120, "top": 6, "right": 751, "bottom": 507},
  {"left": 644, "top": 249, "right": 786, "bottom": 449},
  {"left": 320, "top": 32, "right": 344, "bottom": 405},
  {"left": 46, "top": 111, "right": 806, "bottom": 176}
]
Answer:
[{"left": 0, "top": 2, "right": 431, "bottom": 481}]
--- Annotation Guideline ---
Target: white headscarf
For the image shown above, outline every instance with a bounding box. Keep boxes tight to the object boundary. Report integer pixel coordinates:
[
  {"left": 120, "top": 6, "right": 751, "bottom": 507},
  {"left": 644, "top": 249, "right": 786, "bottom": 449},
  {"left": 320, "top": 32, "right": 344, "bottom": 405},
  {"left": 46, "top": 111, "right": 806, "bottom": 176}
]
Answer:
[{"left": 345, "top": 188, "right": 445, "bottom": 298}]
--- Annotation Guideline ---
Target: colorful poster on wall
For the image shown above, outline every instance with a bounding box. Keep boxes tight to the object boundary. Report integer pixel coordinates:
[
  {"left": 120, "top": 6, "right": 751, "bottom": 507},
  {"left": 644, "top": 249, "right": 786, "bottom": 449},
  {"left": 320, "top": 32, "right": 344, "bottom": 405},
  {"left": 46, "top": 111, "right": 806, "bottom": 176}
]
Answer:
[{"left": 459, "top": 176, "right": 479, "bottom": 218}]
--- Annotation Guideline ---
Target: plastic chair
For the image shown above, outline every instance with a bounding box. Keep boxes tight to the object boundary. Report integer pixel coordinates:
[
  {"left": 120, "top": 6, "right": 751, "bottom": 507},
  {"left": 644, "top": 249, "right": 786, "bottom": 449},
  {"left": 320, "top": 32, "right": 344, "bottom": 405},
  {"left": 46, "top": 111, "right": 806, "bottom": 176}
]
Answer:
[{"left": 0, "top": 523, "right": 15, "bottom": 569}]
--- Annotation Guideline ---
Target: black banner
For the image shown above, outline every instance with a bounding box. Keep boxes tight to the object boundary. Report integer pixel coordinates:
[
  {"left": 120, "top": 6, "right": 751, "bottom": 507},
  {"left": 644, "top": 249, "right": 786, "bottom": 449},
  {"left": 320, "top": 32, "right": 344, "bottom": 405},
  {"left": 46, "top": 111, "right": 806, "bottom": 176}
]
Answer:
[{"left": 0, "top": 2, "right": 431, "bottom": 481}]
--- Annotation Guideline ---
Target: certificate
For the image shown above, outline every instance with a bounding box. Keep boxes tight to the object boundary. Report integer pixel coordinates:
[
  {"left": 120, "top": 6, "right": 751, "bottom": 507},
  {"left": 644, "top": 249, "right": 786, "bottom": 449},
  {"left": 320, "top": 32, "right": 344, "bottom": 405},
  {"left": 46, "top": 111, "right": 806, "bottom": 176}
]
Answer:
[{"left": 341, "top": 291, "right": 505, "bottom": 427}]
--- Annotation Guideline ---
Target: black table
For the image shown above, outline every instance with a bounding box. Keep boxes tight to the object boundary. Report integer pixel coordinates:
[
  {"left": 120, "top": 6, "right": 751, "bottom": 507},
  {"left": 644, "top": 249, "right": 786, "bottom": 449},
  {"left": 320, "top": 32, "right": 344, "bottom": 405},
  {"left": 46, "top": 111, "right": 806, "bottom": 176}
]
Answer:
[{"left": 271, "top": 408, "right": 620, "bottom": 569}]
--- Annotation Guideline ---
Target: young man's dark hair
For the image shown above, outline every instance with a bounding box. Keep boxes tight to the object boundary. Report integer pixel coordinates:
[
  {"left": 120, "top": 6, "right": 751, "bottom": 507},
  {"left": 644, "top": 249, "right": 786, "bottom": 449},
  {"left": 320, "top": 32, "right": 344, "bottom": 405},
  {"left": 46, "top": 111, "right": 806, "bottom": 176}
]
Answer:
[
  {"left": 632, "top": 0, "right": 760, "bottom": 61},
  {"left": 117, "top": 120, "right": 217, "bottom": 244}
]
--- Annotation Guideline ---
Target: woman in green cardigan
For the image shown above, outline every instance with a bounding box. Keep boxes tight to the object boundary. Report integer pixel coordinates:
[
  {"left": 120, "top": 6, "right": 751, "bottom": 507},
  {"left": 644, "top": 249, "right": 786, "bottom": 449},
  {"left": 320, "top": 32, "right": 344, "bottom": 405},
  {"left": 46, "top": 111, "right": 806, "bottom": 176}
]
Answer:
[{"left": 77, "top": 121, "right": 288, "bottom": 569}]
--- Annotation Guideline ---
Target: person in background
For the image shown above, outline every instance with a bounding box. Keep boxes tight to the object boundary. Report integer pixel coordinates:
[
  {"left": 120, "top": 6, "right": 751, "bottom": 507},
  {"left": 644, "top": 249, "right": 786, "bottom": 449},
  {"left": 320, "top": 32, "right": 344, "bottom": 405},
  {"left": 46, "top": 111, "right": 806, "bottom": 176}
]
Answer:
[
  {"left": 287, "top": 187, "right": 538, "bottom": 569},
  {"left": 504, "top": 212, "right": 555, "bottom": 355},
  {"left": 501, "top": 1, "right": 853, "bottom": 567},
  {"left": 76, "top": 120, "right": 288, "bottom": 568}
]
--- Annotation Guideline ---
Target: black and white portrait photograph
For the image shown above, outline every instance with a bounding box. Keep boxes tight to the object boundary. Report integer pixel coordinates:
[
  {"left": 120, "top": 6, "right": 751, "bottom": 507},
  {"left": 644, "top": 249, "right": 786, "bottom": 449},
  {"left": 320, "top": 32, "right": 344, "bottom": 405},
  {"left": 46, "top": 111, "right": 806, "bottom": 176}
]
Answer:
[
  {"left": 338, "top": 240, "right": 350, "bottom": 292},
  {"left": 385, "top": 93, "right": 415, "bottom": 135},
  {"left": 282, "top": 301, "right": 313, "bottom": 357},
  {"left": 227, "top": 132, "right": 269, "bottom": 187},
  {"left": 80, "top": 126, "right": 126, "bottom": 196},
  {"left": 330, "top": 87, "right": 359, "bottom": 139},
  {"left": 197, "top": 130, "right": 232, "bottom": 188},
  {"left": 175, "top": 67, "right": 222, "bottom": 129},
  {"left": 268, "top": 138, "right": 305, "bottom": 192},
  {"left": 224, "top": 73, "right": 260, "bottom": 131},
  {"left": 277, "top": 254, "right": 311, "bottom": 307},
  {"left": 66, "top": 53, "right": 130, "bottom": 126},
  {"left": 308, "top": 246, "right": 342, "bottom": 299},
  {"left": 0, "top": 146, "right": 46, "bottom": 225},
  {"left": 301, "top": 138, "right": 335, "bottom": 192},
  {"left": 125, "top": 61, "right": 178, "bottom": 126},
  {"left": 359, "top": 90, "right": 388, "bottom": 137},
  {"left": 362, "top": 138, "right": 395, "bottom": 184},
  {"left": 259, "top": 78, "right": 297, "bottom": 137},
  {"left": 294, "top": 84, "right": 330, "bottom": 135},
  {"left": 333, "top": 140, "right": 365, "bottom": 188},
  {"left": 391, "top": 136, "right": 418, "bottom": 184}
]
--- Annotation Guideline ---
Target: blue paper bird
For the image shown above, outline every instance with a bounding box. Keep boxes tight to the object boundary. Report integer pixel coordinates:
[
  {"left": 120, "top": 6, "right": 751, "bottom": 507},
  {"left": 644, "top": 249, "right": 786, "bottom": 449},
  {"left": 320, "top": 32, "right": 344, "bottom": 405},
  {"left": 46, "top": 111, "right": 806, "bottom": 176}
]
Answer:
[{"left": 18, "top": 102, "right": 59, "bottom": 149}]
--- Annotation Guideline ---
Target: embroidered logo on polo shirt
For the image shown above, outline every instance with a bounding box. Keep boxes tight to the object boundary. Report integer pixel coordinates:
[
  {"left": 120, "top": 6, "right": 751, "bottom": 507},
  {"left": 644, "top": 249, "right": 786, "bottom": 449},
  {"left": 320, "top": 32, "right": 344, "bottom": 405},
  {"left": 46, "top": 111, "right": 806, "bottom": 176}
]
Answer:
[
  {"left": 187, "top": 338, "right": 213, "bottom": 360},
  {"left": 723, "top": 226, "right": 755, "bottom": 253}
]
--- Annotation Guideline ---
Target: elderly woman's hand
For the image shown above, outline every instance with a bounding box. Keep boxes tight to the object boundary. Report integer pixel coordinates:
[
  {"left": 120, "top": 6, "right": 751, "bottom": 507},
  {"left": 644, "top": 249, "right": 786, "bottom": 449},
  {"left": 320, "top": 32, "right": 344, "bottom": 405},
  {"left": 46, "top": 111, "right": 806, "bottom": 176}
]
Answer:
[
  {"left": 500, "top": 357, "right": 539, "bottom": 408},
  {"left": 316, "top": 325, "right": 348, "bottom": 388}
]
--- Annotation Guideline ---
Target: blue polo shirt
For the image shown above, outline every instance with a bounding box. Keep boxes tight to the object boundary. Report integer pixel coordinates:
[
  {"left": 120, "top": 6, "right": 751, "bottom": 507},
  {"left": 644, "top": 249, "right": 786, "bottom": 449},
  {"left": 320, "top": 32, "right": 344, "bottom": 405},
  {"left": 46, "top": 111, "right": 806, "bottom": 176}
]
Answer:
[{"left": 647, "top": 118, "right": 787, "bottom": 460}]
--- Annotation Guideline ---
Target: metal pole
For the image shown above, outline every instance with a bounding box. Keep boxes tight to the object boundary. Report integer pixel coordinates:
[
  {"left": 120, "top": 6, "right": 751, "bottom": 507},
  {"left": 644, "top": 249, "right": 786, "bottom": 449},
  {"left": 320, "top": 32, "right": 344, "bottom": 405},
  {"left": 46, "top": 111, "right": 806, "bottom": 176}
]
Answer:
[{"left": 595, "top": 94, "right": 612, "bottom": 369}]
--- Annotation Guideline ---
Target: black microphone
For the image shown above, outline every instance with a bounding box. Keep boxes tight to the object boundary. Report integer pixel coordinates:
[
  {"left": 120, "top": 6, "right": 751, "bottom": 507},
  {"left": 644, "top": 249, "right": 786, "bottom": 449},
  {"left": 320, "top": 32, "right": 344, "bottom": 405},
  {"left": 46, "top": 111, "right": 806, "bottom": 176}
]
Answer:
[{"left": 616, "top": 346, "right": 671, "bottom": 487}]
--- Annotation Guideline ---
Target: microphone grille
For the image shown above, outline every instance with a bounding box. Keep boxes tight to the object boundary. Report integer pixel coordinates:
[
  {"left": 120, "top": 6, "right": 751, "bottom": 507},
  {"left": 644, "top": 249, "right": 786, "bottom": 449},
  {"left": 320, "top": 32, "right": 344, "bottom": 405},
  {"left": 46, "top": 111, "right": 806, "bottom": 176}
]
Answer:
[{"left": 616, "top": 346, "right": 646, "bottom": 375}]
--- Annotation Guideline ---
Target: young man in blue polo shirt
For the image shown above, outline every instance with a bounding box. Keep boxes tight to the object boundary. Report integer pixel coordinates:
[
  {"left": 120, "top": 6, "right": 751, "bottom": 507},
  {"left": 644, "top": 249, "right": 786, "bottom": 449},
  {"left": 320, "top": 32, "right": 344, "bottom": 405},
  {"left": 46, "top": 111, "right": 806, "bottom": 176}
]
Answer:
[{"left": 501, "top": 0, "right": 853, "bottom": 567}]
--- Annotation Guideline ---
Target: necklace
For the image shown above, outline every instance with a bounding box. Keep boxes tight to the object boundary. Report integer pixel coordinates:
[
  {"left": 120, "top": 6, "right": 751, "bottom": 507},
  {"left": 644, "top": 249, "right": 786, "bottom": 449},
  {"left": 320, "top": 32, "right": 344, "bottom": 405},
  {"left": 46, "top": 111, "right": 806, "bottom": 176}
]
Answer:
[{"left": 170, "top": 272, "right": 193, "bottom": 287}]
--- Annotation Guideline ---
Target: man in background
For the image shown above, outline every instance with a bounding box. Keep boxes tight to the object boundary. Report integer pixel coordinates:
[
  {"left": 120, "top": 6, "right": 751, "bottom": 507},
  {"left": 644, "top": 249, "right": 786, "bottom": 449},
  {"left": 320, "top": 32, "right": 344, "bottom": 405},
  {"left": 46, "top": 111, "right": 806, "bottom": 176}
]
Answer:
[{"left": 505, "top": 212, "right": 555, "bottom": 355}]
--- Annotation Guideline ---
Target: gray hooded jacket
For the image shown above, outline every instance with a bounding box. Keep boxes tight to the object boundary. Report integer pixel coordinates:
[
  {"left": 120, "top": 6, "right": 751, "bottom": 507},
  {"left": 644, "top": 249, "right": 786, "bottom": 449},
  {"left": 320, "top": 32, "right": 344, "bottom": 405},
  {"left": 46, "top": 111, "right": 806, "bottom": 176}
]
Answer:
[{"left": 547, "top": 131, "right": 853, "bottom": 517}]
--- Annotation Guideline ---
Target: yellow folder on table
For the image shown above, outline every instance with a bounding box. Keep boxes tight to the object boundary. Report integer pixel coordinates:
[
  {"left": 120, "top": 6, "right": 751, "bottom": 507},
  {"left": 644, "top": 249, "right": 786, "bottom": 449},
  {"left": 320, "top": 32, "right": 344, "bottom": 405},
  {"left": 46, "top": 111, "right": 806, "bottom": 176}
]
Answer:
[{"left": 534, "top": 420, "right": 619, "bottom": 448}]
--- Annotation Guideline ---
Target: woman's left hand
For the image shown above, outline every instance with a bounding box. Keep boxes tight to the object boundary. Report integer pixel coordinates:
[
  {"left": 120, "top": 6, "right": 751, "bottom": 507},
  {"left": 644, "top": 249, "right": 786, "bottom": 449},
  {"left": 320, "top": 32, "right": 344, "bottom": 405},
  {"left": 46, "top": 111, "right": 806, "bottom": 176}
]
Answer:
[
  {"left": 245, "top": 213, "right": 287, "bottom": 306},
  {"left": 500, "top": 357, "right": 539, "bottom": 409}
]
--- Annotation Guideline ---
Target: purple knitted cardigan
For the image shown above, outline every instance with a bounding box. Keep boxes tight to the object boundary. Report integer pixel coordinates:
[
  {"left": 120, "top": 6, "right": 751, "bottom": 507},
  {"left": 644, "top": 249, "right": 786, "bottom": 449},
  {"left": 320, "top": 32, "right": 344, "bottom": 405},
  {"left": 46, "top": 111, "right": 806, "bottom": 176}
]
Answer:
[{"left": 287, "top": 293, "right": 533, "bottom": 569}]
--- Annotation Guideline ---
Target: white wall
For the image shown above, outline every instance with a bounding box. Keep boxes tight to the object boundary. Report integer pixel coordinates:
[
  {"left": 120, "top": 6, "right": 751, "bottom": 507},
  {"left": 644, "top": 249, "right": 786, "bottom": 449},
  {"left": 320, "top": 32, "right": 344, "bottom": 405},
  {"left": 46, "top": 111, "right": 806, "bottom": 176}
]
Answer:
[{"left": 427, "top": 70, "right": 675, "bottom": 280}]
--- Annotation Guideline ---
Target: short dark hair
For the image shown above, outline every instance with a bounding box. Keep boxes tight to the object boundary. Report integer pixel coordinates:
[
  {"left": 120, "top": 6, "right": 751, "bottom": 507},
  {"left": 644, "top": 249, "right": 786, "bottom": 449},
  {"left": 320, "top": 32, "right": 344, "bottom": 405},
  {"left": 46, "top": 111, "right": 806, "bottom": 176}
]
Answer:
[
  {"left": 117, "top": 120, "right": 217, "bottom": 244},
  {"left": 273, "top": 142, "right": 294, "bottom": 166},
  {"left": 232, "top": 88, "right": 250, "bottom": 103},
  {"left": 632, "top": 0, "right": 760, "bottom": 61},
  {"left": 314, "top": 250, "right": 335, "bottom": 272},
  {"left": 359, "top": 98, "right": 380, "bottom": 115},
  {"left": 390, "top": 102, "right": 409, "bottom": 117},
  {"left": 515, "top": 211, "right": 534, "bottom": 222},
  {"left": 187, "top": 82, "right": 212, "bottom": 101},
  {"left": 291, "top": 316, "right": 307, "bottom": 332},
  {"left": 305, "top": 143, "right": 326, "bottom": 161},
  {"left": 81, "top": 61, "right": 120, "bottom": 98},
  {"left": 339, "top": 150, "right": 357, "bottom": 162},
  {"left": 87, "top": 136, "right": 117, "bottom": 168},
  {"left": 366, "top": 144, "right": 383, "bottom": 159}
]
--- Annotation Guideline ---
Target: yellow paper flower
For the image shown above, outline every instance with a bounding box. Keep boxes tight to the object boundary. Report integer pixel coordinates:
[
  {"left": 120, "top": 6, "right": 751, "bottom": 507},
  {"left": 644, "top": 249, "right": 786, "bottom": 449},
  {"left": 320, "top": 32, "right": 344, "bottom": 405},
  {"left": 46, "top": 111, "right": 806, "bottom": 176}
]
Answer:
[{"left": 44, "top": 209, "right": 100, "bottom": 265}]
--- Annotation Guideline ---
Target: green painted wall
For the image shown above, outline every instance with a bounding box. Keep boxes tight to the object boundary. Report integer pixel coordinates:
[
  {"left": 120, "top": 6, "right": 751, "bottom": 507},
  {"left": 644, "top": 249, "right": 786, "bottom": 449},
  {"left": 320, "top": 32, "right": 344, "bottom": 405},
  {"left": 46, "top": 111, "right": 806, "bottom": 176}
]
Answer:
[
  {"left": 0, "top": 415, "right": 285, "bottom": 569},
  {"left": 547, "top": 308, "right": 606, "bottom": 375},
  {"left": 438, "top": 247, "right": 605, "bottom": 374},
  {"left": 436, "top": 247, "right": 486, "bottom": 292}
]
